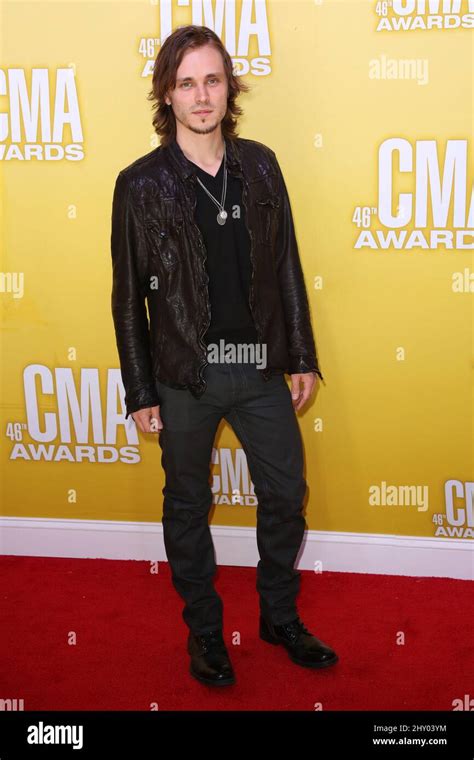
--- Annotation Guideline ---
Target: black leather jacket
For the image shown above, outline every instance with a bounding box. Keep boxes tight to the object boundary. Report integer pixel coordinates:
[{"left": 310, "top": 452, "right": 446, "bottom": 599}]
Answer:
[{"left": 111, "top": 135, "right": 323, "bottom": 419}]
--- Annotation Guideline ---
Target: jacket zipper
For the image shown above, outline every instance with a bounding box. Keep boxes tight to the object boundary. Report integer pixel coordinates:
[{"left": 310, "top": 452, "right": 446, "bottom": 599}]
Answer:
[
  {"left": 240, "top": 173, "right": 269, "bottom": 381},
  {"left": 188, "top": 176, "right": 211, "bottom": 388}
]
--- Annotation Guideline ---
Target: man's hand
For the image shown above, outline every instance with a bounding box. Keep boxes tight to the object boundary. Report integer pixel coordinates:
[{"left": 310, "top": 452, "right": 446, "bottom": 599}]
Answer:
[
  {"left": 290, "top": 372, "right": 318, "bottom": 412},
  {"left": 131, "top": 405, "right": 163, "bottom": 434}
]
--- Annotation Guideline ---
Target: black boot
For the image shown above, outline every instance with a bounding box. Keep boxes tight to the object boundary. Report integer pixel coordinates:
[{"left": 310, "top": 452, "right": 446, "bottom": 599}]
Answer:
[
  {"left": 187, "top": 630, "right": 236, "bottom": 686},
  {"left": 260, "top": 615, "right": 338, "bottom": 669}
]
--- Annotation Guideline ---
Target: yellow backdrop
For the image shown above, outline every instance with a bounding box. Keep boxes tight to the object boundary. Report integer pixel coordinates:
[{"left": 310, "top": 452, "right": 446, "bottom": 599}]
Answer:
[{"left": 1, "top": 0, "right": 473, "bottom": 546}]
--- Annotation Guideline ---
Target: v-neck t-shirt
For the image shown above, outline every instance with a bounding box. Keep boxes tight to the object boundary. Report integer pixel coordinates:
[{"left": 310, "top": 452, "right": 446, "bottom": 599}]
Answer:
[{"left": 191, "top": 156, "right": 259, "bottom": 347}]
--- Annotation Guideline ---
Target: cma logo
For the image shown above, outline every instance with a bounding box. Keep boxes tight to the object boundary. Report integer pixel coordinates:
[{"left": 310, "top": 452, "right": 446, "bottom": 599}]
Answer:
[
  {"left": 145, "top": 0, "right": 272, "bottom": 77},
  {"left": 444, "top": 480, "right": 474, "bottom": 528},
  {"left": 432, "top": 480, "right": 474, "bottom": 539},
  {"left": 354, "top": 138, "right": 473, "bottom": 250},
  {"left": 12, "top": 365, "right": 139, "bottom": 445},
  {"left": 376, "top": 0, "right": 474, "bottom": 29},
  {"left": 210, "top": 446, "right": 257, "bottom": 506},
  {"left": 0, "top": 68, "right": 84, "bottom": 161},
  {"left": 390, "top": 0, "right": 474, "bottom": 14}
]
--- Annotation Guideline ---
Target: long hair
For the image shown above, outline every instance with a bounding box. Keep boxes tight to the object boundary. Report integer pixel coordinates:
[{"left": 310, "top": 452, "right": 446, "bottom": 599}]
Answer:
[{"left": 147, "top": 25, "right": 251, "bottom": 147}]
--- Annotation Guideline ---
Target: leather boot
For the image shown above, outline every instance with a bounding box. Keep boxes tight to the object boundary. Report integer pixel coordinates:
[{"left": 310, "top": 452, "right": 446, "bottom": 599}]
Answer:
[
  {"left": 260, "top": 615, "right": 338, "bottom": 669},
  {"left": 187, "top": 629, "right": 236, "bottom": 686}
]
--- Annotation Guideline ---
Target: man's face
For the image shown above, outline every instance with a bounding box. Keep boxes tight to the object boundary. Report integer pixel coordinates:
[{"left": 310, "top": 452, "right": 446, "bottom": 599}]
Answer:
[{"left": 165, "top": 44, "right": 228, "bottom": 136}]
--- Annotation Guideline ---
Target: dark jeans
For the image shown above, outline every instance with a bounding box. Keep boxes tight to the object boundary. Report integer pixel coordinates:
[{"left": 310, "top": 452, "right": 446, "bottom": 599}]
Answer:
[{"left": 156, "top": 359, "right": 308, "bottom": 635}]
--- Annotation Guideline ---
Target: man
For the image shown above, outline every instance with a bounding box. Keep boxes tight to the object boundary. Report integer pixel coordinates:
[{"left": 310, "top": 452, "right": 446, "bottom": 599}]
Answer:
[{"left": 111, "top": 24, "right": 338, "bottom": 686}]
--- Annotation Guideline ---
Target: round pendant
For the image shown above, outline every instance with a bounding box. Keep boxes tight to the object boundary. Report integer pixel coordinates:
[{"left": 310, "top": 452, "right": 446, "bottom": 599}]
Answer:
[{"left": 217, "top": 209, "right": 227, "bottom": 225}]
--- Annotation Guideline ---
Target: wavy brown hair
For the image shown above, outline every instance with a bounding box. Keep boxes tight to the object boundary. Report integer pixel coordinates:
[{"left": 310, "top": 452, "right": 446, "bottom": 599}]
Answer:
[{"left": 147, "top": 25, "right": 251, "bottom": 147}]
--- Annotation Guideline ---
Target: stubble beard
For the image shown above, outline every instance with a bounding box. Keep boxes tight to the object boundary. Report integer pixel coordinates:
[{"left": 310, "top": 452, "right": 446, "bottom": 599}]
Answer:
[{"left": 175, "top": 107, "right": 224, "bottom": 136}]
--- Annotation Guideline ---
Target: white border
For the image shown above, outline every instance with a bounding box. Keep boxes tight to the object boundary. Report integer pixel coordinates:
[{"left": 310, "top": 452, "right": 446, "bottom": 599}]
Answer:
[{"left": 1, "top": 517, "right": 472, "bottom": 580}]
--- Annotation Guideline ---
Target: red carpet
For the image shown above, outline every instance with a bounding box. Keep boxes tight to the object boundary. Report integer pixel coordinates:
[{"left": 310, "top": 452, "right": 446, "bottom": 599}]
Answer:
[{"left": 1, "top": 556, "right": 472, "bottom": 710}]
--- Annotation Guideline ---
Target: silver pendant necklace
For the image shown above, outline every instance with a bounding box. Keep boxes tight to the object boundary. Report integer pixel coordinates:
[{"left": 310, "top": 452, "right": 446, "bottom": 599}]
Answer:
[{"left": 195, "top": 143, "right": 228, "bottom": 225}]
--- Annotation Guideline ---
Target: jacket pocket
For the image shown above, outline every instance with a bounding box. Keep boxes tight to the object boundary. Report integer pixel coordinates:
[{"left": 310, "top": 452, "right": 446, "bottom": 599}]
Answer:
[
  {"left": 255, "top": 194, "right": 280, "bottom": 245},
  {"left": 144, "top": 218, "right": 183, "bottom": 269}
]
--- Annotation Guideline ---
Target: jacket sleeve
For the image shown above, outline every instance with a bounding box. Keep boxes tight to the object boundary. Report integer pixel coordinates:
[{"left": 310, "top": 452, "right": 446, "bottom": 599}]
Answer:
[
  {"left": 110, "top": 170, "right": 161, "bottom": 419},
  {"left": 271, "top": 153, "right": 324, "bottom": 381}
]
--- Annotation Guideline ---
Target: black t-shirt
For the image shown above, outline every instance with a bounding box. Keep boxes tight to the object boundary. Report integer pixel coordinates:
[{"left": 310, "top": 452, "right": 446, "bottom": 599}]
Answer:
[{"left": 191, "top": 156, "right": 259, "bottom": 347}]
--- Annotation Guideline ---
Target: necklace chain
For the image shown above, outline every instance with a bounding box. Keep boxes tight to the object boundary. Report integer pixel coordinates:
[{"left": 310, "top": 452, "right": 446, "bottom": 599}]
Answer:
[{"left": 194, "top": 143, "right": 228, "bottom": 225}]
